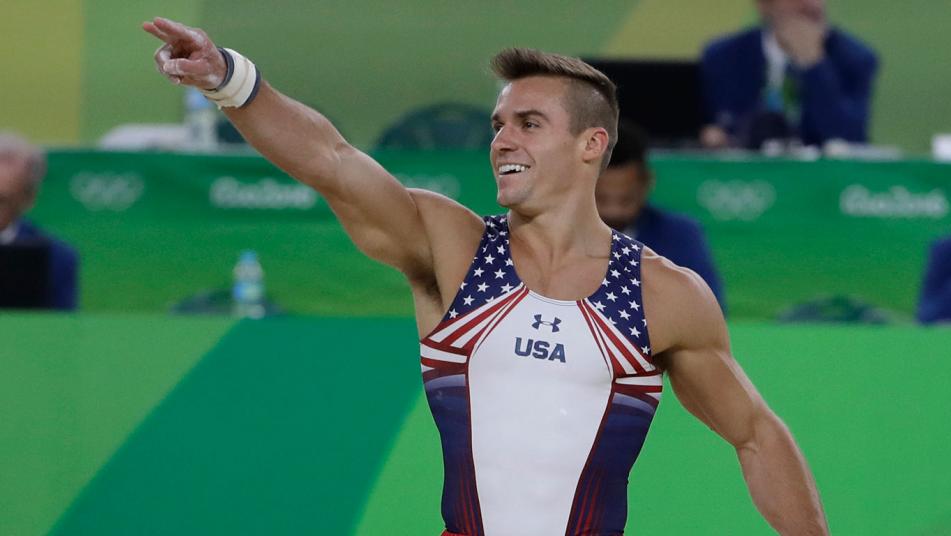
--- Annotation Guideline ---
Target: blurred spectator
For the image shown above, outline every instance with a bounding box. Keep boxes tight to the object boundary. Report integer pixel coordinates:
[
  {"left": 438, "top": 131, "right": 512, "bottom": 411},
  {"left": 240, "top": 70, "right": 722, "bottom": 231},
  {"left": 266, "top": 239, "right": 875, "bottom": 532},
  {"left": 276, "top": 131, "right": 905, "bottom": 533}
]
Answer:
[
  {"left": 699, "top": 0, "right": 878, "bottom": 149},
  {"left": 596, "top": 121, "right": 725, "bottom": 309},
  {"left": 0, "top": 132, "right": 79, "bottom": 310},
  {"left": 917, "top": 237, "right": 951, "bottom": 324}
]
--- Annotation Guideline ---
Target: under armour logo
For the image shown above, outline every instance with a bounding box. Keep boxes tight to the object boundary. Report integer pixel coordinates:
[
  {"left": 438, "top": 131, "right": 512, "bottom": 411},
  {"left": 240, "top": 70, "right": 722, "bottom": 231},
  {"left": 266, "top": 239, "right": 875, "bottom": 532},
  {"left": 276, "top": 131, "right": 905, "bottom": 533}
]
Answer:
[{"left": 532, "top": 314, "right": 561, "bottom": 332}]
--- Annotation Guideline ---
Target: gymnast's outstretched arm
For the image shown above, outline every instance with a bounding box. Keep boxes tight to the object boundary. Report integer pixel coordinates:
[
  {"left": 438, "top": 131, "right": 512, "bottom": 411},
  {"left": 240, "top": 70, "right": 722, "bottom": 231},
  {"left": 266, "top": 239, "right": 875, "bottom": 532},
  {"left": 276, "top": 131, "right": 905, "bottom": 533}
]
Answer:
[{"left": 143, "top": 17, "right": 482, "bottom": 286}]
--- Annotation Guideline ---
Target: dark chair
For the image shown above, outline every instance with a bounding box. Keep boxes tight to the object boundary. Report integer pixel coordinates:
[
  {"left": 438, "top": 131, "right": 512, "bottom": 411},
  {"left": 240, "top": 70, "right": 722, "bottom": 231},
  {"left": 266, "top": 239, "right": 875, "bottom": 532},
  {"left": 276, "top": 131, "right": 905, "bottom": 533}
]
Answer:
[
  {"left": 777, "top": 295, "right": 893, "bottom": 324},
  {"left": 374, "top": 102, "right": 494, "bottom": 151}
]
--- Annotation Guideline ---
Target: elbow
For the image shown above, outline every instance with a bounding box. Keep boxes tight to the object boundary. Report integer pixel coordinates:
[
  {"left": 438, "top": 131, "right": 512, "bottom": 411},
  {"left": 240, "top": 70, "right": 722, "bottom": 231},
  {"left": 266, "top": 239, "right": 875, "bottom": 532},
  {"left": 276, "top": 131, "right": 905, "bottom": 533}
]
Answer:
[
  {"left": 294, "top": 138, "right": 351, "bottom": 191},
  {"left": 734, "top": 408, "right": 789, "bottom": 455}
]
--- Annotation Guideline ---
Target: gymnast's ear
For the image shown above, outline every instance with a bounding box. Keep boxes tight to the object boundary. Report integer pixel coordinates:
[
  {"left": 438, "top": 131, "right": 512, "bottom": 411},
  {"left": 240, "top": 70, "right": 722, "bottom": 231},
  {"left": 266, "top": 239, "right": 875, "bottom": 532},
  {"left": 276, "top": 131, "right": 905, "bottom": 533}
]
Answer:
[{"left": 581, "top": 126, "right": 610, "bottom": 167}]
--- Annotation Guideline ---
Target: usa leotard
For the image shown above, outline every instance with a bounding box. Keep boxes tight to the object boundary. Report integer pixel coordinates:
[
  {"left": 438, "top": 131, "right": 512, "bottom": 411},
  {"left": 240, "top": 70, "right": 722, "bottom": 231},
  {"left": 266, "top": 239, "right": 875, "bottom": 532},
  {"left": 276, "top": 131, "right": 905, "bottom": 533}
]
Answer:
[{"left": 422, "top": 215, "right": 662, "bottom": 536}]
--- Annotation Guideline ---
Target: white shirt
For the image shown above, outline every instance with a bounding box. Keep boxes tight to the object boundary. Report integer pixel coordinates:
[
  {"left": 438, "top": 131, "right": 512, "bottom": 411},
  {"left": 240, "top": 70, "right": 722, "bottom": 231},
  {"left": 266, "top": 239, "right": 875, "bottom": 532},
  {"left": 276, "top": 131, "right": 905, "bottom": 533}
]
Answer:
[
  {"left": 0, "top": 222, "right": 19, "bottom": 245},
  {"left": 763, "top": 30, "right": 790, "bottom": 91}
]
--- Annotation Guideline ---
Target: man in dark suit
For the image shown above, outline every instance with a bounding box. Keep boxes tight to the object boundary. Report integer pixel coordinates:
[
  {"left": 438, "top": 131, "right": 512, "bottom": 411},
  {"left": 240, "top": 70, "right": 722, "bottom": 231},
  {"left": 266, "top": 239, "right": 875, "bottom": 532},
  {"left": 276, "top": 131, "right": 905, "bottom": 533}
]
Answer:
[
  {"left": 0, "top": 132, "right": 79, "bottom": 310},
  {"left": 917, "top": 237, "right": 951, "bottom": 324},
  {"left": 595, "top": 122, "right": 725, "bottom": 309},
  {"left": 699, "top": 0, "right": 878, "bottom": 149}
]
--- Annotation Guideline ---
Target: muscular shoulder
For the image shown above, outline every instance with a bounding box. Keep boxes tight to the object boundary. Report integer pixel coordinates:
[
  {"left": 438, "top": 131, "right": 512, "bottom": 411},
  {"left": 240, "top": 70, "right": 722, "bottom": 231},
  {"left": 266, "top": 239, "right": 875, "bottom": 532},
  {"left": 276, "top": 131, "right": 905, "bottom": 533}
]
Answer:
[
  {"left": 407, "top": 188, "right": 483, "bottom": 292},
  {"left": 408, "top": 189, "right": 483, "bottom": 255},
  {"left": 641, "top": 247, "right": 727, "bottom": 357}
]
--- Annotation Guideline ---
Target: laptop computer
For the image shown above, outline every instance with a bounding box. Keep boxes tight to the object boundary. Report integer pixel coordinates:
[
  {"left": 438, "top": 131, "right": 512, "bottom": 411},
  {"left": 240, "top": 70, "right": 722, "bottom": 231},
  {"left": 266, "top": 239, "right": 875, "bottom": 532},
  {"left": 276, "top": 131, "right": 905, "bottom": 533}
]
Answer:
[
  {"left": 0, "top": 242, "right": 52, "bottom": 309},
  {"left": 583, "top": 58, "right": 704, "bottom": 148}
]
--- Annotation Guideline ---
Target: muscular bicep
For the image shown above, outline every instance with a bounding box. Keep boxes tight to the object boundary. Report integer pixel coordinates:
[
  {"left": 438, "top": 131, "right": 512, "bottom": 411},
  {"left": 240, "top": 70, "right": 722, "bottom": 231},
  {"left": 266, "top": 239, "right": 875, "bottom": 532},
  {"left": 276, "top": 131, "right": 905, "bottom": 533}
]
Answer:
[
  {"left": 651, "top": 263, "right": 767, "bottom": 448},
  {"left": 664, "top": 342, "right": 767, "bottom": 449},
  {"left": 224, "top": 84, "right": 437, "bottom": 277},
  {"left": 321, "top": 147, "right": 433, "bottom": 275}
]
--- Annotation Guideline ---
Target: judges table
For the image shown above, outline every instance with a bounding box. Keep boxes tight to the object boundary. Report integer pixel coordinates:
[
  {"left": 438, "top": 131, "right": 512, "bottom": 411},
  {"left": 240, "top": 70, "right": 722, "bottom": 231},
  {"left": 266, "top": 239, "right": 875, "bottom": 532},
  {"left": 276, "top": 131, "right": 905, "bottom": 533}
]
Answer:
[
  {"left": 32, "top": 150, "right": 951, "bottom": 319},
  {"left": 3, "top": 314, "right": 950, "bottom": 535}
]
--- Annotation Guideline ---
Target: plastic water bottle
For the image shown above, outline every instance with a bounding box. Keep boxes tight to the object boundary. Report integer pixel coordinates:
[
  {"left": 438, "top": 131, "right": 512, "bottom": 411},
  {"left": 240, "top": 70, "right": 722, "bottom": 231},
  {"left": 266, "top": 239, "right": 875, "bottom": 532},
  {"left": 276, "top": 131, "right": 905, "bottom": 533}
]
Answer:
[
  {"left": 184, "top": 87, "right": 218, "bottom": 151},
  {"left": 232, "top": 250, "right": 266, "bottom": 318}
]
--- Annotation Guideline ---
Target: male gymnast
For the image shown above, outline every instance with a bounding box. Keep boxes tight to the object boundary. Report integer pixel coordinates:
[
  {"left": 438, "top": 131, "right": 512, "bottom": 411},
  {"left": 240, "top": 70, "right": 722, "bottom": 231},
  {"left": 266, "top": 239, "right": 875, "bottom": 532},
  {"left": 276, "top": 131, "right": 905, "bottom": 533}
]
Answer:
[{"left": 144, "top": 17, "right": 828, "bottom": 535}]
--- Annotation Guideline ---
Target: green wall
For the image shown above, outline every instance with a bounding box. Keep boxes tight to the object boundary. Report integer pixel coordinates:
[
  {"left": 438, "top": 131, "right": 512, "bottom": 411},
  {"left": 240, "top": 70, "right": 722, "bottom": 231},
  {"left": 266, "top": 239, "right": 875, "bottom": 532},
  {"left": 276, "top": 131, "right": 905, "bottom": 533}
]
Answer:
[
  {"left": 0, "top": 0, "right": 84, "bottom": 143},
  {"left": 31, "top": 151, "right": 951, "bottom": 319},
  {"left": 2, "top": 1, "right": 949, "bottom": 153}
]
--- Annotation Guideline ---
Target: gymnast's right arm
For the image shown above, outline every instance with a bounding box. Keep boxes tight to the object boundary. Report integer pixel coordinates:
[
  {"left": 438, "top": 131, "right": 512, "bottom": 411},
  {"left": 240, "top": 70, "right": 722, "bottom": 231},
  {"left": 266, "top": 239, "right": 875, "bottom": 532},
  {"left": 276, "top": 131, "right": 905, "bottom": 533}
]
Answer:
[{"left": 142, "top": 17, "right": 475, "bottom": 280}]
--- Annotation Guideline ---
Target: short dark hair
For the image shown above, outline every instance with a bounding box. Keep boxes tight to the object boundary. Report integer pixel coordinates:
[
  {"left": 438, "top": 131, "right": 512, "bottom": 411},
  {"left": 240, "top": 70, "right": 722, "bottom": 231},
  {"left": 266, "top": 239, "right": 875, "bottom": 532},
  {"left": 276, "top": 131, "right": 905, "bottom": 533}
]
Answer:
[
  {"left": 490, "top": 48, "right": 619, "bottom": 170},
  {"left": 607, "top": 120, "right": 650, "bottom": 171}
]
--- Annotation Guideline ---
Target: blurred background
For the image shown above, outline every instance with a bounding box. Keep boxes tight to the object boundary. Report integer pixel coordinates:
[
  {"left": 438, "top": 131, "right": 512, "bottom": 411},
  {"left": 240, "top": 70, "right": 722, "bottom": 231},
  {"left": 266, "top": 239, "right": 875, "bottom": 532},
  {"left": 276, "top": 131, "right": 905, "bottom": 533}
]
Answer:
[{"left": 2, "top": 1, "right": 950, "bottom": 535}]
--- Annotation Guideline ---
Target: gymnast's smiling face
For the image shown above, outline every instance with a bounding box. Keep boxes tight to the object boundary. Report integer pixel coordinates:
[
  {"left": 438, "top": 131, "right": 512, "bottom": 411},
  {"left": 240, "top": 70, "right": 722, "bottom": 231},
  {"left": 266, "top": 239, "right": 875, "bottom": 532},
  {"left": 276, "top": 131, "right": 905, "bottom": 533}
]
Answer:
[{"left": 490, "top": 76, "right": 595, "bottom": 213}]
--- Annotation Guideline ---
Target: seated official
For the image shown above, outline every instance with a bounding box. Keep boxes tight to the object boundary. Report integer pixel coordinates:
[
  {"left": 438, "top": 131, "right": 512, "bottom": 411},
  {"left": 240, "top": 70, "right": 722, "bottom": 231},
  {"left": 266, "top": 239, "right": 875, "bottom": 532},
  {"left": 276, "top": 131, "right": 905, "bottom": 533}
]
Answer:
[
  {"left": 917, "top": 237, "right": 951, "bottom": 324},
  {"left": 595, "top": 122, "right": 725, "bottom": 309},
  {"left": 699, "top": 0, "right": 878, "bottom": 149},
  {"left": 0, "top": 132, "right": 79, "bottom": 310}
]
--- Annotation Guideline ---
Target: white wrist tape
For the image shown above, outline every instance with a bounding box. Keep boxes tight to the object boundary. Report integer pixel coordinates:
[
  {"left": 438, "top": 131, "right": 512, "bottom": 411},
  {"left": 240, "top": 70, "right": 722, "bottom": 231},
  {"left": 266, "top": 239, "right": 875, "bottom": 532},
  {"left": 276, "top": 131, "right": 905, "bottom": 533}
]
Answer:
[{"left": 201, "top": 48, "right": 261, "bottom": 109}]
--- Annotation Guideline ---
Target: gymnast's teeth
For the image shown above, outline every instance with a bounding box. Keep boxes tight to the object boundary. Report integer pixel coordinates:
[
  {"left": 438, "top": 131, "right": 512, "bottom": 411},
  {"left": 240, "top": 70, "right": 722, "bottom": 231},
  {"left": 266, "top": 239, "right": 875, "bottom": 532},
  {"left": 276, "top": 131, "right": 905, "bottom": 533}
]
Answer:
[{"left": 498, "top": 164, "right": 528, "bottom": 175}]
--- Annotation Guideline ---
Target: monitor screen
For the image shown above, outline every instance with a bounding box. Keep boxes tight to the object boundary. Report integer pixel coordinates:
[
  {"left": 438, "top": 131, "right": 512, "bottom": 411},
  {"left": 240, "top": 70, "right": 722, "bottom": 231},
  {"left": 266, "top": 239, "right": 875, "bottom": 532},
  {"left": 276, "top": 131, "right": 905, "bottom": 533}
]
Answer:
[
  {"left": 584, "top": 58, "right": 704, "bottom": 148},
  {"left": 0, "top": 242, "right": 51, "bottom": 309}
]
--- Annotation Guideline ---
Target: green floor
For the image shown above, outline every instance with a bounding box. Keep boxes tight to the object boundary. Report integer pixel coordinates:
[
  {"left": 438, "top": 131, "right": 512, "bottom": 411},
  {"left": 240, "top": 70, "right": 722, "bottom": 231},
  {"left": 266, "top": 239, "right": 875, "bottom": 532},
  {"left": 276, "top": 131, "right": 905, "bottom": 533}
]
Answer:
[{"left": 3, "top": 315, "right": 950, "bottom": 535}]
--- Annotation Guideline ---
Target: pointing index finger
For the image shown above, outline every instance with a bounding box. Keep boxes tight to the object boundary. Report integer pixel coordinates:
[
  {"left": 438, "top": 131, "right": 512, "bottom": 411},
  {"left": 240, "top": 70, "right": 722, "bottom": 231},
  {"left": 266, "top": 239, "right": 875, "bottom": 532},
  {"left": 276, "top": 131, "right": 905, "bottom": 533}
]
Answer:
[
  {"left": 152, "top": 17, "right": 199, "bottom": 42},
  {"left": 142, "top": 20, "right": 171, "bottom": 43}
]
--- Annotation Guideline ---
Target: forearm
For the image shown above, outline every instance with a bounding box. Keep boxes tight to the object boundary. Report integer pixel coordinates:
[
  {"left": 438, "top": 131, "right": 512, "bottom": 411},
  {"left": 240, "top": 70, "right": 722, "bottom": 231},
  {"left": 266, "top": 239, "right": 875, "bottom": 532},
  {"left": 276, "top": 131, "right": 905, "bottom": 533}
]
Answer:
[
  {"left": 223, "top": 81, "right": 350, "bottom": 189},
  {"left": 737, "top": 413, "right": 828, "bottom": 535}
]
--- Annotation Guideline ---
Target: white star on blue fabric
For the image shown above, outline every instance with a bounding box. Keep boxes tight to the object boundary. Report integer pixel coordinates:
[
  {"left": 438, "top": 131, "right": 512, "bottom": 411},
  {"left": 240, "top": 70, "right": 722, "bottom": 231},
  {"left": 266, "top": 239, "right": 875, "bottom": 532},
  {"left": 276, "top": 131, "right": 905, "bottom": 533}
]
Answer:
[{"left": 449, "top": 216, "right": 652, "bottom": 360}]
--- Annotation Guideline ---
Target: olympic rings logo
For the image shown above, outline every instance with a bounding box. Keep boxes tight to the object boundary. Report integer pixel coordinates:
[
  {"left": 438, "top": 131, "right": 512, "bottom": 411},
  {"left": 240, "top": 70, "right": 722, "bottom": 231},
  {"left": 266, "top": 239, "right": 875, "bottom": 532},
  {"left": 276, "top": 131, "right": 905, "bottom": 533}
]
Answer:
[
  {"left": 69, "top": 172, "right": 145, "bottom": 212},
  {"left": 697, "top": 180, "right": 776, "bottom": 221}
]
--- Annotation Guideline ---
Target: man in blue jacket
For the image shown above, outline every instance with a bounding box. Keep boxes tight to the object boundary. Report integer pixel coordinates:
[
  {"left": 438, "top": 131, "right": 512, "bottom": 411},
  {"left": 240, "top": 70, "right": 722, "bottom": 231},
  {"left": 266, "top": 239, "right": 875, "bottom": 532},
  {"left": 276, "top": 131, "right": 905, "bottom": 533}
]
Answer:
[
  {"left": 699, "top": 0, "right": 878, "bottom": 149},
  {"left": 917, "top": 237, "right": 951, "bottom": 324},
  {"left": 0, "top": 132, "right": 79, "bottom": 310},
  {"left": 596, "top": 122, "right": 725, "bottom": 310}
]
